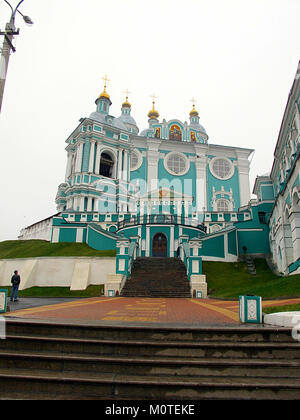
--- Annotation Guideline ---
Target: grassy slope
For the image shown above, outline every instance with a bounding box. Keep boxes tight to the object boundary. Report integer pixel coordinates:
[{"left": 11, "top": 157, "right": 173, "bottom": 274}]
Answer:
[
  {"left": 203, "top": 259, "right": 300, "bottom": 299},
  {"left": 0, "top": 240, "right": 116, "bottom": 258}
]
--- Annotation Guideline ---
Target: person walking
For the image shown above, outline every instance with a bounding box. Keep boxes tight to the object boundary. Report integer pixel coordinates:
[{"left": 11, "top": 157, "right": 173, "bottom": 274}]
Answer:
[{"left": 10, "top": 270, "right": 21, "bottom": 302}]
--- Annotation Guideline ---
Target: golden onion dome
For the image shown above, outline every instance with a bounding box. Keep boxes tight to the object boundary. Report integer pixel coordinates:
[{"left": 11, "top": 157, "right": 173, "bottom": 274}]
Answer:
[
  {"left": 122, "top": 96, "right": 131, "bottom": 108},
  {"left": 148, "top": 102, "right": 159, "bottom": 119},
  {"left": 189, "top": 104, "right": 199, "bottom": 117},
  {"left": 98, "top": 74, "right": 111, "bottom": 100},
  {"left": 98, "top": 86, "right": 110, "bottom": 100}
]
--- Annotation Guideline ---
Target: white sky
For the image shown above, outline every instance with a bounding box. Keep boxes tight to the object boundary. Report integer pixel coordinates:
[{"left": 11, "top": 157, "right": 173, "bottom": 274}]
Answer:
[{"left": 0, "top": 0, "right": 299, "bottom": 241}]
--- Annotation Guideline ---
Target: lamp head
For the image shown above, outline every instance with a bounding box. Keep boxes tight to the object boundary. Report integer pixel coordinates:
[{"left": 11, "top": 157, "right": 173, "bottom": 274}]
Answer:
[{"left": 22, "top": 15, "right": 33, "bottom": 25}]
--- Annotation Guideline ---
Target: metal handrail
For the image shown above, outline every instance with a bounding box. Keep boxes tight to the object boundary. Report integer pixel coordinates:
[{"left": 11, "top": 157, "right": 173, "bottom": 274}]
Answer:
[{"left": 117, "top": 214, "right": 206, "bottom": 233}]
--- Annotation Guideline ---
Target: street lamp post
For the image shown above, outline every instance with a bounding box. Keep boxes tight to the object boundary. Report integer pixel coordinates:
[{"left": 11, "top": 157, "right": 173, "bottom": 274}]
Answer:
[{"left": 0, "top": 0, "right": 33, "bottom": 113}]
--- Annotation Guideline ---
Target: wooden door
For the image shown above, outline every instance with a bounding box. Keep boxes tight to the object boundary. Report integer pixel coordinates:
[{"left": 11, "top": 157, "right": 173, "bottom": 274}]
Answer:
[{"left": 152, "top": 233, "right": 168, "bottom": 257}]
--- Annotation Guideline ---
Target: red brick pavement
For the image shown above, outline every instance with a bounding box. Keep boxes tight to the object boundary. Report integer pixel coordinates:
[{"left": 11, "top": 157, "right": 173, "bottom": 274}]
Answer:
[{"left": 6, "top": 296, "right": 300, "bottom": 325}]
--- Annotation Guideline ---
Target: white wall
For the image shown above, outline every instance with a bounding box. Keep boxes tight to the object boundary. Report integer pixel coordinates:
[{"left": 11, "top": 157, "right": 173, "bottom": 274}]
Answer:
[{"left": 0, "top": 257, "right": 116, "bottom": 291}]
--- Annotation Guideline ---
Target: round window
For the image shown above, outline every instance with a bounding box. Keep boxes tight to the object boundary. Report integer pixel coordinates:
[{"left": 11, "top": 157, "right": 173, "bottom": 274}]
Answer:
[
  {"left": 165, "top": 152, "right": 189, "bottom": 176},
  {"left": 130, "top": 150, "right": 142, "bottom": 171},
  {"left": 210, "top": 157, "right": 234, "bottom": 180}
]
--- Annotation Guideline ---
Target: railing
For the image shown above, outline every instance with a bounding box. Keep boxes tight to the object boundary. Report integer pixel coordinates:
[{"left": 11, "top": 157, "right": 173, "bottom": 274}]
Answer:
[
  {"left": 179, "top": 242, "right": 191, "bottom": 281},
  {"left": 117, "top": 214, "right": 207, "bottom": 233},
  {"left": 118, "top": 239, "right": 139, "bottom": 294}
]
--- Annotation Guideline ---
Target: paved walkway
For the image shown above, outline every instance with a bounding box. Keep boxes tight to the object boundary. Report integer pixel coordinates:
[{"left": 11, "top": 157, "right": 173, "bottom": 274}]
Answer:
[{"left": 5, "top": 296, "right": 300, "bottom": 325}]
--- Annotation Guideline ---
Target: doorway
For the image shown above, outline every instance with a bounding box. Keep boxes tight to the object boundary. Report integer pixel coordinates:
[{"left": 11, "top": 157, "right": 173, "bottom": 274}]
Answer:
[{"left": 152, "top": 233, "right": 168, "bottom": 257}]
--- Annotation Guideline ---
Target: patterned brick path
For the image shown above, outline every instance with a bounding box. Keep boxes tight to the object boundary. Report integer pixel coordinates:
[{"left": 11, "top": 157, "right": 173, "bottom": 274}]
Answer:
[{"left": 6, "top": 296, "right": 300, "bottom": 325}]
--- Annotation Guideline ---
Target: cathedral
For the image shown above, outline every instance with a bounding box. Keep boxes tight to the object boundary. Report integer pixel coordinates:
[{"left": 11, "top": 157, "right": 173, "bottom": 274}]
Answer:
[{"left": 19, "top": 61, "right": 300, "bottom": 295}]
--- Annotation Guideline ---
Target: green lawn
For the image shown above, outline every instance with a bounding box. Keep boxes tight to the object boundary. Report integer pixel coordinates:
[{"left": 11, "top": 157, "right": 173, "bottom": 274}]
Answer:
[
  {"left": 263, "top": 303, "right": 300, "bottom": 315},
  {"left": 0, "top": 240, "right": 116, "bottom": 259},
  {"left": 203, "top": 258, "right": 300, "bottom": 299},
  {"left": 5, "top": 285, "right": 104, "bottom": 298}
]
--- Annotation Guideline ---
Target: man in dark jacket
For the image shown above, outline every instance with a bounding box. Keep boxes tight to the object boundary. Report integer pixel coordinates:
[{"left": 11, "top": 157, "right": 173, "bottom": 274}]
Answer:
[{"left": 10, "top": 270, "right": 21, "bottom": 302}]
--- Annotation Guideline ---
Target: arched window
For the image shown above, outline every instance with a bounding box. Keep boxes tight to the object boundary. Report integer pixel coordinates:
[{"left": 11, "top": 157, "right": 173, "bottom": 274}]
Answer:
[
  {"left": 210, "top": 224, "right": 221, "bottom": 233},
  {"left": 100, "top": 152, "right": 114, "bottom": 178},
  {"left": 216, "top": 199, "right": 229, "bottom": 212}
]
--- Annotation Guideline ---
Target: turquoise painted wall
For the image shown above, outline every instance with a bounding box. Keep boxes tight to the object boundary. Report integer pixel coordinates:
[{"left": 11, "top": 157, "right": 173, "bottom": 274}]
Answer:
[
  {"left": 59, "top": 228, "right": 77, "bottom": 243},
  {"left": 202, "top": 235, "right": 225, "bottom": 258},
  {"left": 228, "top": 230, "right": 237, "bottom": 255},
  {"left": 87, "top": 226, "right": 116, "bottom": 250},
  {"left": 234, "top": 202, "right": 272, "bottom": 254},
  {"left": 261, "top": 185, "right": 275, "bottom": 200}
]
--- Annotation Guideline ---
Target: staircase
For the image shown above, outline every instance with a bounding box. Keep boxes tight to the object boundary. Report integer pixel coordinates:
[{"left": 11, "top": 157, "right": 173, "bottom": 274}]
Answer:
[
  {"left": 245, "top": 256, "right": 256, "bottom": 275},
  {"left": 1, "top": 319, "right": 300, "bottom": 400},
  {"left": 121, "top": 257, "right": 191, "bottom": 298}
]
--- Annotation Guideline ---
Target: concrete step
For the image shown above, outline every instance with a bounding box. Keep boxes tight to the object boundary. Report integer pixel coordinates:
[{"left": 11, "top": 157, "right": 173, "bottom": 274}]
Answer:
[
  {"left": 2, "top": 350, "right": 300, "bottom": 379},
  {"left": 3, "top": 333, "right": 300, "bottom": 359},
  {"left": 2, "top": 320, "right": 300, "bottom": 399},
  {"left": 4, "top": 319, "right": 296, "bottom": 343},
  {"left": 1, "top": 367, "right": 300, "bottom": 400}
]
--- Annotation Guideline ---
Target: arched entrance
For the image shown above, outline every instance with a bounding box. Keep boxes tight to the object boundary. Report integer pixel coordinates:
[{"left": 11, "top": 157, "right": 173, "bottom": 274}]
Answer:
[
  {"left": 100, "top": 152, "right": 114, "bottom": 178},
  {"left": 152, "top": 232, "right": 168, "bottom": 257}
]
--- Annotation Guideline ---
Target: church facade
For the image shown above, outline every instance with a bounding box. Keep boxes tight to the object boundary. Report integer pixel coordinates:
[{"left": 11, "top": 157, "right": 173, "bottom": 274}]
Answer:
[{"left": 19, "top": 61, "right": 300, "bottom": 291}]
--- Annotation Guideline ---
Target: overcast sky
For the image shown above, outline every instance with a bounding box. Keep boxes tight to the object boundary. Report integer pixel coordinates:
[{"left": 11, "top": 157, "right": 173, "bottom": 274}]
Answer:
[{"left": 0, "top": 0, "right": 299, "bottom": 241}]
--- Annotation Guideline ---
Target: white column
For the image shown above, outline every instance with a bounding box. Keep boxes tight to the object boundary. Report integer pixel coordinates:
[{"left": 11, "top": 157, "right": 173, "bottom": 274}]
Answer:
[
  {"left": 236, "top": 152, "right": 251, "bottom": 207},
  {"left": 194, "top": 152, "right": 207, "bottom": 212},
  {"left": 88, "top": 140, "right": 96, "bottom": 173},
  {"left": 87, "top": 197, "right": 93, "bottom": 212},
  {"left": 79, "top": 197, "right": 85, "bottom": 212},
  {"left": 146, "top": 226, "right": 150, "bottom": 257},
  {"left": 147, "top": 140, "right": 160, "bottom": 193},
  {"left": 65, "top": 152, "right": 73, "bottom": 181},
  {"left": 52, "top": 228, "right": 60, "bottom": 243},
  {"left": 95, "top": 143, "right": 101, "bottom": 175},
  {"left": 170, "top": 225, "right": 174, "bottom": 257},
  {"left": 123, "top": 150, "right": 128, "bottom": 181},
  {"left": 118, "top": 149, "right": 123, "bottom": 180},
  {"left": 76, "top": 228, "right": 83, "bottom": 243},
  {"left": 75, "top": 141, "right": 84, "bottom": 173}
]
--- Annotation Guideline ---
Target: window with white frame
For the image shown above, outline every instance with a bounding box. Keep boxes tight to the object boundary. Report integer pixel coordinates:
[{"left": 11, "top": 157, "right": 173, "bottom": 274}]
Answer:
[
  {"left": 216, "top": 198, "right": 229, "bottom": 212},
  {"left": 210, "top": 157, "right": 234, "bottom": 180},
  {"left": 130, "top": 150, "right": 142, "bottom": 171},
  {"left": 164, "top": 152, "right": 189, "bottom": 176}
]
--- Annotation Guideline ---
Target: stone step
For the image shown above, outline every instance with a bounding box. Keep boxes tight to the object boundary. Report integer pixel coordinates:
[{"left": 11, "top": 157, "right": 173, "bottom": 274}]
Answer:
[
  {"left": 3, "top": 334, "right": 300, "bottom": 359},
  {"left": 1, "top": 367, "right": 300, "bottom": 400},
  {"left": 2, "top": 320, "right": 300, "bottom": 399},
  {"left": 2, "top": 350, "right": 300, "bottom": 379},
  {"left": 121, "top": 257, "right": 190, "bottom": 298},
  {"left": 5, "top": 319, "right": 295, "bottom": 343}
]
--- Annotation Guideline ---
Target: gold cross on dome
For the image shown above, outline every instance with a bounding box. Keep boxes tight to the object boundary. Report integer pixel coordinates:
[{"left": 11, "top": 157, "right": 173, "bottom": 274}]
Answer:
[
  {"left": 190, "top": 97, "right": 197, "bottom": 106},
  {"left": 124, "top": 89, "right": 131, "bottom": 100},
  {"left": 102, "top": 74, "right": 110, "bottom": 89},
  {"left": 151, "top": 93, "right": 157, "bottom": 102}
]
